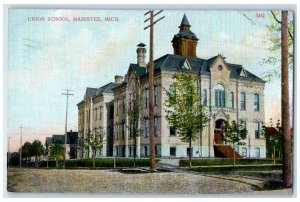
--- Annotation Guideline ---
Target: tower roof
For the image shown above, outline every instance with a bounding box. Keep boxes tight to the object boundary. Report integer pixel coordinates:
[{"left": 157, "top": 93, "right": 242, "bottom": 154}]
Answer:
[
  {"left": 137, "top": 43, "right": 146, "bottom": 47},
  {"left": 180, "top": 14, "right": 191, "bottom": 27}
]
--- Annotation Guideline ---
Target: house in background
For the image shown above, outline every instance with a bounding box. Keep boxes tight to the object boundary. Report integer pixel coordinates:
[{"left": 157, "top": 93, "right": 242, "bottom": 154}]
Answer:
[{"left": 45, "top": 131, "right": 78, "bottom": 159}]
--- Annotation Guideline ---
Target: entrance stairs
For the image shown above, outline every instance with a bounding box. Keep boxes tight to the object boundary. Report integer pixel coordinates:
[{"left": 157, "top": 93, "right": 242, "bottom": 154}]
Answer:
[{"left": 213, "top": 145, "right": 242, "bottom": 158}]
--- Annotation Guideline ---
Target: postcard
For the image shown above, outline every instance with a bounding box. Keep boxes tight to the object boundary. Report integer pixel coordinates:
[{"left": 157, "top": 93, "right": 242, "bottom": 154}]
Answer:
[{"left": 5, "top": 8, "right": 294, "bottom": 195}]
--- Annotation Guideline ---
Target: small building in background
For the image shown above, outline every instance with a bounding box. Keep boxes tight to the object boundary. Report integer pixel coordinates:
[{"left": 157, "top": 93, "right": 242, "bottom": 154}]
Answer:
[{"left": 45, "top": 131, "right": 78, "bottom": 159}]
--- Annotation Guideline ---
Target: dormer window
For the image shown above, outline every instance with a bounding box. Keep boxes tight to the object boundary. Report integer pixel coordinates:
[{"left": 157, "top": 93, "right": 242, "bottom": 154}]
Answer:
[{"left": 182, "top": 59, "right": 191, "bottom": 70}]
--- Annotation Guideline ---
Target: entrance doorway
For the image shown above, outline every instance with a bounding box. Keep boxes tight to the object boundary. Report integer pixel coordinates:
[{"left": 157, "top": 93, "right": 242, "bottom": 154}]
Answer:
[{"left": 214, "top": 119, "right": 226, "bottom": 144}]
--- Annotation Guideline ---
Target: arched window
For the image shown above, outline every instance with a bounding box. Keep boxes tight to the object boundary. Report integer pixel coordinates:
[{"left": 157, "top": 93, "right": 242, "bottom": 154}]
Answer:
[{"left": 215, "top": 84, "right": 225, "bottom": 107}]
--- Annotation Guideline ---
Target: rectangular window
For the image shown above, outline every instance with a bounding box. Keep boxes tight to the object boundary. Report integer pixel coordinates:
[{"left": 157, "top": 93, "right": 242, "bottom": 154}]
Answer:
[
  {"left": 123, "top": 96, "right": 126, "bottom": 112},
  {"left": 154, "top": 85, "right": 158, "bottom": 105},
  {"left": 129, "top": 146, "right": 132, "bottom": 157},
  {"left": 254, "top": 93, "right": 260, "bottom": 111},
  {"left": 122, "top": 122, "right": 125, "bottom": 139},
  {"left": 129, "top": 93, "right": 133, "bottom": 111},
  {"left": 115, "top": 125, "right": 119, "bottom": 141},
  {"left": 94, "top": 108, "right": 97, "bottom": 120},
  {"left": 129, "top": 122, "right": 133, "bottom": 139},
  {"left": 155, "top": 145, "right": 158, "bottom": 156},
  {"left": 99, "top": 106, "right": 102, "bottom": 120},
  {"left": 255, "top": 148, "right": 260, "bottom": 158},
  {"left": 242, "top": 148, "right": 247, "bottom": 157},
  {"left": 187, "top": 147, "right": 193, "bottom": 157},
  {"left": 170, "top": 126, "right": 176, "bottom": 136},
  {"left": 116, "top": 99, "right": 119, "bottom": 116},
  {"left": 230, "top": 92, "right": 234, "bottom": 108},
  {"left": 145, "top": 118, "right": 149, "bottom": 138},
  {"left": 215, "top": 90, "right": 225, "bottom": 107},
  {"left": 144, "top": 146, "right": 148, "bottom": 157},
  {"left": 203, "top": 89, "right": 207, "bottom": 106},
  {"left": 255, "top": 122, "right": 260, "bottom": 139},
  {"left": 154, "top": 116, "right": 158, "bottom": 137},
  {"left": 241, "top": 92, "right": 246, "bottom": 110},
  {"left": 170, "top": 147, "right": 176, "bottom": 157},
  {"left": 145, "top": 88, "right": 149, "bottom": 107}
]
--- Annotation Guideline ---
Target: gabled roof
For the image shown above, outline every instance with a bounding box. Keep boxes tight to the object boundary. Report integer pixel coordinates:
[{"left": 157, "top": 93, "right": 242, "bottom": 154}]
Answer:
[
  {"left": 78, "top": 82, "right": 121, "bottom": 105},
  {"left": 85, "top": 87, "right": 98, "bottom": 98},
  {"left": 150, "top": 54, "right": 265, "bottom": 82},
  {"left": 129, "top": 63, "right": 146, "bottom": 77}
]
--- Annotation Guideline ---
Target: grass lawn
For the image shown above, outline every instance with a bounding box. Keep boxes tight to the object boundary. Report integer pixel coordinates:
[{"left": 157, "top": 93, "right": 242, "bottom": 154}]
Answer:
[
  {"left": 180, "top": 158, "right": 282, "bottom": 167},
  {"left": 188, "top": 164, "right": 282, "bottom": 173},
  {"left": 38, "top": 158, "right": 160, "bottom": 168}
]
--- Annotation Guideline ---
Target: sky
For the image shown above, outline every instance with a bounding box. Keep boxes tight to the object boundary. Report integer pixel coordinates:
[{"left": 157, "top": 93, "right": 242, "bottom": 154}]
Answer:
[{"left": 7, "top": 9, "right": 293, "bottom": 152}]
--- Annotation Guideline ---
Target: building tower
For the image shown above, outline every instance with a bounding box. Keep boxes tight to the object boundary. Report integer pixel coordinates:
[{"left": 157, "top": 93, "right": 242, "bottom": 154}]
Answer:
[{"left": 171, "top": 14, "right": 198, "bottom": 58}]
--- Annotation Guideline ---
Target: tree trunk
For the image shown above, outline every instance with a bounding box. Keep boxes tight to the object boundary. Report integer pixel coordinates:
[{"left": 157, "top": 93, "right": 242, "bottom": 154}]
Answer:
[
  {"left": 134, "top": 137, "right": 136, "bottom": 168},
  {"left": 274, "top": 143, "right": 276, "bottom": 165},
  {"left": 92, "top": 153, "right": 95, "bottom": 169},
  {"left": 281, "top": 11, "right": 292, "bottom": 188},
  {"left": 189, "top": 138, "right": 192, "bottom": 169}
]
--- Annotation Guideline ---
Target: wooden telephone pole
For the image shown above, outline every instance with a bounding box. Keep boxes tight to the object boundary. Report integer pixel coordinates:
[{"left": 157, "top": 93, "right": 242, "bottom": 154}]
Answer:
[
  {"left": 62, "top": 89, "right": 74, "bottom": 168},
  {"left": 144, "top": 10, "right": 165, "bottom": 171},
  {"left": 19, "top": 125, "right": 24, "bottom": 168},
  {"left": 281, "top": 11, "right": 292, "bottom": 188}
]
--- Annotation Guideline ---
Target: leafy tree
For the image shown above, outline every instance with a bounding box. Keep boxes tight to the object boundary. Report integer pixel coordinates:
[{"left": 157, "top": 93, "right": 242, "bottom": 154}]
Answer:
[
  {"left": 127, "top": 77, "right": 144, "bottom": 168},
  {"left": 49, "top": 143, "right": 64, "bottom": 160},
  {"left": 165, "top": 71, "right": 209, "bottom": 168},
  {"left": 223, "top": 120, "right": 247, "bottom": 166},
  {"left": 261, "top": 118, "right": 282, "bottom": 164},
  {"left": 30, "top": 140, "right": 44, "bottom": 161},
  {"left": 261, "top": 11, "right": 294, "bottom": 80},
  {"left": 21, "top": 142, "right": 32, "bottom": 159},
  {"left": 78, "top": 131, "right": 104, "bottom": 168},
  {"left": 21, "top": 142, "right": 32, "bottom": 166}
]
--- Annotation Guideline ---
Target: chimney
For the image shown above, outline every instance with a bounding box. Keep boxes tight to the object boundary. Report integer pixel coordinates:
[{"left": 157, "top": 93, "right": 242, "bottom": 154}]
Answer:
[
  {"left": 137, "top": 43, "right": 146, "bottom": 67},
  {"left": 114, "top": 75, "right": 123, "bottom": 84}
]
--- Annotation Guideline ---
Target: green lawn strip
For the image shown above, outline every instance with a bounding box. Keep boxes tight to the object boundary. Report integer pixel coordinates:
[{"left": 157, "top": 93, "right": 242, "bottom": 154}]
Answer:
[
  {"left": 38, "top": 158, "right": 160, "bottom": 168},
  {"left": 180, "top": 159, "right": 282, "bottom": 167},
  {"left": 186, "top": 164, "right": 282, "bottom": 173}
]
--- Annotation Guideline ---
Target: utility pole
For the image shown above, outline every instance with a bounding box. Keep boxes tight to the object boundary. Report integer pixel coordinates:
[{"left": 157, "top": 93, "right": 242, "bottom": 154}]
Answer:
[
  {"left": 144, "top": 10, "right": 165, "bottom": 171},
  {"left": 62, "top": 89, "right": 74, "bottom": 168},
  {"left": 19, "top": 125, "right": 24, "bottom": 168},
  {"left": 281, "top": 11, "right": 292, "bottom": 188}
]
